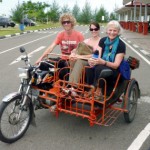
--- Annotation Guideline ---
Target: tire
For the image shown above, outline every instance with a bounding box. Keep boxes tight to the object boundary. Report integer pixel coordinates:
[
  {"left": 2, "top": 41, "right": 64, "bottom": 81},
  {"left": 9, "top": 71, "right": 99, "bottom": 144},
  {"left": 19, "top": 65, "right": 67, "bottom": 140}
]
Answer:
[
  {"left": 124, "top": 80, "right": 139, "bottom": 123},
  {"left": 11, "top": 24, "right": 15, "bottom": 27},
  {"left": 0, "top": 95, "right": 33, "bottom": 143},
  {"left": 3, "top": 24, "right": 8, "bottom": 28}
]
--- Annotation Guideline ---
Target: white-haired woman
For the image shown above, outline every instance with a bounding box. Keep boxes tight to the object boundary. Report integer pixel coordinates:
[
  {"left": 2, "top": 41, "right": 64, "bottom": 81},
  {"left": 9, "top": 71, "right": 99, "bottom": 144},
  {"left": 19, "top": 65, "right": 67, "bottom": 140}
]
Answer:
[{"left": 85, "top": 20, "right": 126, "bottom": 99}]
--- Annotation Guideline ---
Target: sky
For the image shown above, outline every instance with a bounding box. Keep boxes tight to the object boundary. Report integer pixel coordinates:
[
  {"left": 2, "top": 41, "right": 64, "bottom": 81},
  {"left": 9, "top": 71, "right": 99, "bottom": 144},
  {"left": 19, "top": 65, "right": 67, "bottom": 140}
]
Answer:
[{"left": 0, "top": 0, "right": 123, "bottom": 17}]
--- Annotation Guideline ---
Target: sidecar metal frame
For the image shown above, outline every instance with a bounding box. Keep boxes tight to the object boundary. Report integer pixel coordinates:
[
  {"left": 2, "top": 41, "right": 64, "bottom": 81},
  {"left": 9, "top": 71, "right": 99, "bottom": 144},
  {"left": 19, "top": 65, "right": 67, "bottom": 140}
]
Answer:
[{"left": 33, "top": 58, "right": 140, "bottom": 127}]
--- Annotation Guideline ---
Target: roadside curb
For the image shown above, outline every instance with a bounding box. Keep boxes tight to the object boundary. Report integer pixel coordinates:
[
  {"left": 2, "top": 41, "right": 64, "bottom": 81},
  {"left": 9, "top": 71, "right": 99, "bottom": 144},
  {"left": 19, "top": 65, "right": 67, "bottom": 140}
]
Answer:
[
  {"left": 0, "top": 27, "right": 56, "bottom": 39},
  {"left": 0, "top": 25, "right": 86, "bottom": 40}
]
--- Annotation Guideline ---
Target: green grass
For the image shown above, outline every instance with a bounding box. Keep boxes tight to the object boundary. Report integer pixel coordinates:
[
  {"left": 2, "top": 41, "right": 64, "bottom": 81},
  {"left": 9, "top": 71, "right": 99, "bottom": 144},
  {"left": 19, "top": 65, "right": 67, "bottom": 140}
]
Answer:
[
  {"left": 0, "top": 22, "right": 107, "bottom": 37},
  {"left": 0, "top": 22, "right": 60, "bottom": 36}
]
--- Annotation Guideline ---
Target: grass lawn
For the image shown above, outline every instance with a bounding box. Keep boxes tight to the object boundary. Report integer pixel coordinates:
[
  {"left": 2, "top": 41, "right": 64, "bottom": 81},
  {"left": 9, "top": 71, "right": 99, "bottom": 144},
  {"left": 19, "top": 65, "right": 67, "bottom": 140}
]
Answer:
[
  {"left": 0, "top": 22, "right": 60, "bottom": 37},
  {"left": 0, "top": 22, "right": 107, "bottom": 37}
]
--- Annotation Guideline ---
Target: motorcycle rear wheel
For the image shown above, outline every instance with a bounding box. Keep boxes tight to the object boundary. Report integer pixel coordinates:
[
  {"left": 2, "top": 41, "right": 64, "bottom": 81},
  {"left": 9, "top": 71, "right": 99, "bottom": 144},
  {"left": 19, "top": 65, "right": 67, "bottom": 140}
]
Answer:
[{"left": 0, "top": 95, "right": 33, "bottom": 143}]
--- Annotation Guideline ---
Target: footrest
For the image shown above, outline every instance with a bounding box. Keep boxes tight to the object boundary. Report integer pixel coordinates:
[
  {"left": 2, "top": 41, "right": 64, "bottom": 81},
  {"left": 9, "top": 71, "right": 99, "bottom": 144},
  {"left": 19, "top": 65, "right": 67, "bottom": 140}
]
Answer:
[{"left": 94, "top": 108, "right": 122, "bottom": 126}]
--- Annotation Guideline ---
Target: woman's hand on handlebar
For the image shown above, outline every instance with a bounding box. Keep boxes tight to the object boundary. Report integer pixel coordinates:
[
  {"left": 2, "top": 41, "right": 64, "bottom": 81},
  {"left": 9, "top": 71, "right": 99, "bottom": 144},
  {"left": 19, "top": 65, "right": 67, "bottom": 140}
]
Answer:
[
  {"left": 35, "top": 56, "right": 45, "bottom": 65},
  {"left": 35, "top": 59, "right": 41, "bottom": 65}
]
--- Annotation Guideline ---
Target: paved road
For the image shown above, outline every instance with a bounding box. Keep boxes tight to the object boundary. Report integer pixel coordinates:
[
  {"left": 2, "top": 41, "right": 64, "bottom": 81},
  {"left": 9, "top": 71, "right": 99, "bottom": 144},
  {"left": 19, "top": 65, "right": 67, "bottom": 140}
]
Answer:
[{"left": 0, "top": 26, "right": 149, "bottom": 150}]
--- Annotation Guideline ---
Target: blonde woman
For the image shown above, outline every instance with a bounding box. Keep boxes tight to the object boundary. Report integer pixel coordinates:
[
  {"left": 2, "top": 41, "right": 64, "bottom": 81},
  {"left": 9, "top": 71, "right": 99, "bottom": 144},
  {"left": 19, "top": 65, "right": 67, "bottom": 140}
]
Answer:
[
  {"left": 36, "top": 13, "right": 84, "bottom": 80},
  {"left": 36, "top": 13, "right": 84, "bottom": 63}
]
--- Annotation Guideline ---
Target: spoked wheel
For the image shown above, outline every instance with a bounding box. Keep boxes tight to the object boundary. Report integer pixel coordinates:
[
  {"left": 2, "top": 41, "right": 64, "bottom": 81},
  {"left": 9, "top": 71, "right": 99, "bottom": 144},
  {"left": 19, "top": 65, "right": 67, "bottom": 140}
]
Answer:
[
  {"left": 0, "top": 95, "right": 33, "bottom": 143},
  {"left": 124, "top": 80, "right": 139, "bottom": 123}
]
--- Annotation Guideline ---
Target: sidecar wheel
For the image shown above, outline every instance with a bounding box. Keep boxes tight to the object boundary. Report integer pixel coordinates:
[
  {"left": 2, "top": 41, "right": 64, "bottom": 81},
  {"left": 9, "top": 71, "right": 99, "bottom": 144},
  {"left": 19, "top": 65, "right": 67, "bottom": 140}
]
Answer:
[
  {"left": 0, "top": 95, "right": 33, "bottom": 143},
  {"left": 124, "top": 81, "right": 139, "bottom": 123}
]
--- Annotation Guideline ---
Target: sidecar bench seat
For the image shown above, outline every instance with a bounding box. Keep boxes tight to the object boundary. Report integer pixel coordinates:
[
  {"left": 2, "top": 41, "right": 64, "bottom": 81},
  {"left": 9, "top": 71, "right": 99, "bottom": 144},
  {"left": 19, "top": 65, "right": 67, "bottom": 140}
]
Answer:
[{"left": 99, "top": 69, "right": 113, "bottom": 78}]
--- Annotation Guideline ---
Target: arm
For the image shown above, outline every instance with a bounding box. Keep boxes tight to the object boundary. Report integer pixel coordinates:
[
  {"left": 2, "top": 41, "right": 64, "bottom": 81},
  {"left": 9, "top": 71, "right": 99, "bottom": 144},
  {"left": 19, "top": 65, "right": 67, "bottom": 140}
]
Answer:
[
  {"left": 103, "top": 53, "right": 125, "bottom": 69},
  {"left": 36, "top": 41, "right": 57, "bottom": 64},
  {"left": 89, "top": 38, "right": 126, "bottom": 68},
  {"left": 36, "top": 31, "right": 64, "bottom": 64},
  {"left": 88, "top": 53, "right": 125, "bottom": 69}
]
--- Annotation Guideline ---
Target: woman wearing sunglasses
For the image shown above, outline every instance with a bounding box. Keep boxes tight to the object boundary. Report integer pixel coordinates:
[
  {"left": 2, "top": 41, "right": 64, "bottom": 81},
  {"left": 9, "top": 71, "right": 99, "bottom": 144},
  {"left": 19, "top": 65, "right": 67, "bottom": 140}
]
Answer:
[
  {"left": 36, "top": 13, "right": 84, "bottom": 82},
  {"left": 36, "top": 13, "right": 84, "bottom": 69},
  {"left": 85, "top": 20, "right": 126, "bottom": 100},
  {"left": 68, "top": 22, "right": 101, "bottom": 95}
]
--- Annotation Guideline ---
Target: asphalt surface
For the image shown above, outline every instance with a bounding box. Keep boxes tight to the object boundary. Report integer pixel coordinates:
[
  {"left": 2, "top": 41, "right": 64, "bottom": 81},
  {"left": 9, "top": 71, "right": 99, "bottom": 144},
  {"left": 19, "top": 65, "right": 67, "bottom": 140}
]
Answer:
[
  {"left": 120, "top": 29, "right": 150, "bottom": 63},
  {"left": 0, "top": 25, "right": 149, "bottom": 150}
]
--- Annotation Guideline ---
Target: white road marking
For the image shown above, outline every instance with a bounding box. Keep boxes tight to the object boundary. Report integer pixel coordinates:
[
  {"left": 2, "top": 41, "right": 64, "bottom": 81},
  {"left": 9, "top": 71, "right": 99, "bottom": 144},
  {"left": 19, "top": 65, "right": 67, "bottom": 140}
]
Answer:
[
  {"left": 127, "top": 123, "right": 150, "bottom": 150},
  {"left": 10, "top": 55, "right": 26, "bottom": 65},
  {"left": 38, "top": 31, "right": 45, "bottom": 33},
  {"left": 9, "top": 46, "right": 45, "bottom": 65},
  {"left": 139, "top": 96, "right": 150, "bottom": 104},
  {"left": 28, "top": 46, "right": 45, "bottom": 56},
  {"left": 140, "top": 50, "right": 150, "bottom": 55},
  {"left": 133, "top": 44, "right": 139, "bottom": 48},
  {"left": 0, "top": 32, "right": 57, "bottom": 55},
  {"left": 121, "top": 38, "right": 150, "bottom": 150},
  {"left": 38, "top": 31, "right": 52, "bottom": 34},
  {"left": 120, "top": 38, "right": 150, "bottom": 65},
  {"left": 127, "top": 40, "right": 131, "bottom": 43}
]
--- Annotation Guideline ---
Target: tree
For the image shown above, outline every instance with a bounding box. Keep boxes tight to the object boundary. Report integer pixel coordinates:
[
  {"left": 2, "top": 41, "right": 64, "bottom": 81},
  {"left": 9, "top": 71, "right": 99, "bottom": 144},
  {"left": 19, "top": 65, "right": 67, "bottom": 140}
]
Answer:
[
  {"left": 61, "top": 4, "right": 70, "bottom": 14},
  {"left": 47, "top": 0, "right": 60, "bottom": 22},
  {"left": 11, "top": 1, "right": 50, "bottom": 23},
  {"left": 92, "top": 8, "right": 98, "bottom": 22},
  {"left": 72, "top": 2, "right": 80, "bottom": 22},
  {"left": 78, "top": 1, "right": 92, "bottom": 24},
  {"left": 11, "top": 2, "right": 24, "bottom": 23},
  {"left": 10, "top": 1, "right": 111, "bottom": 24},
  {"left": 95, "top": 5, "right": 109, "bottom": 23},
  {"left": 109, "top": 2, "right": 119, "bottom": 21},
  {"left": 109, "top": 12, "right": 117, "bottom": 21},
  {"left": 22, "top": 1, "right": 49, "bottom": 21}
]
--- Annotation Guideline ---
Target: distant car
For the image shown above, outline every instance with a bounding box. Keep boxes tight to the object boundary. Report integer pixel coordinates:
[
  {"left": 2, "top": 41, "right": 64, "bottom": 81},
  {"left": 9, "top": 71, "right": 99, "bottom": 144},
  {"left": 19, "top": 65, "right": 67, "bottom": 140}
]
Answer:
[
  {"left": 22, "top": 18, "right": 36, "bottom": 26},
  {"left": 0, "top": 17, "right": 15, "bottom": 28}
]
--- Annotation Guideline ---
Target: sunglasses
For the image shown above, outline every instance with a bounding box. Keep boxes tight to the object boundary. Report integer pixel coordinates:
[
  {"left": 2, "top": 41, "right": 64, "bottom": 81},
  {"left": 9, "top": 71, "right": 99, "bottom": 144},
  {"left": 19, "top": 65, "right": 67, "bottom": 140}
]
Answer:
[
  {"left": 62, "top": 21, "right": 71, "bottom": 25},
  {"left": 89, "top": 28, "right": 99, "bottom": 31}
]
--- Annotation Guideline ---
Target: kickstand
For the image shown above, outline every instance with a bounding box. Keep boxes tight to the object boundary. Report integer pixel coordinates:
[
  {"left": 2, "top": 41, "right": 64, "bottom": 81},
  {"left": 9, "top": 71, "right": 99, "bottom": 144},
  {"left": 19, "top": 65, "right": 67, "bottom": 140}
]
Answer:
[{"left": 31, "top": 112, "right": 37, "bottom": 127}]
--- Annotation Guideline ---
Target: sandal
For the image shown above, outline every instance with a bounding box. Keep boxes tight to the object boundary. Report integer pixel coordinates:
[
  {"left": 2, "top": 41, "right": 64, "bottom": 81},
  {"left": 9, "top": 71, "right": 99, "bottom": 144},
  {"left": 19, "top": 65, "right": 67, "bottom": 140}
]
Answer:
[
  {"left": 62, "top": 87, "right": 79, "bottom": 98},
  {"left": 84, "top": 85, "right": 95, "bottom": 98},
  {"left": 94, "top": 95, "right": 103, "bottom": 101},
  {"left": 94, "top": 88, "right": 103, "bottom": 101}
]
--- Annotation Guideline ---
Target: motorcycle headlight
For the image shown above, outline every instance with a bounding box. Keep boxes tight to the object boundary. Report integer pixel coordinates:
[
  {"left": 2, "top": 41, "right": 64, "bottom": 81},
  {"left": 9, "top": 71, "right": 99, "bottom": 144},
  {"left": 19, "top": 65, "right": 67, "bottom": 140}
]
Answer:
[{"left": 18, "top": 67, "right": 29, "bottom": 79}]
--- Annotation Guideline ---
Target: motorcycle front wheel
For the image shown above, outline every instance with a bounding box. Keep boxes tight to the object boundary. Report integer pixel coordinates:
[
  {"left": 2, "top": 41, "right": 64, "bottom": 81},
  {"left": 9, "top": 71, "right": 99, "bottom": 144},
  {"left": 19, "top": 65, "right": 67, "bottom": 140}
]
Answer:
[{"left": 0, "top": 95, "right": 33, "bottom": 143}]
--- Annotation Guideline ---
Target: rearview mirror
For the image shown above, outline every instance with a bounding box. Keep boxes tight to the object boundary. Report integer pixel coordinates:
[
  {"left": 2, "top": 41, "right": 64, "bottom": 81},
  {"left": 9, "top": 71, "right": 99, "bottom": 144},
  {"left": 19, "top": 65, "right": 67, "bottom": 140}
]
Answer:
[{"left": 20, "top": 47, "right": 25, "bottom": 53}]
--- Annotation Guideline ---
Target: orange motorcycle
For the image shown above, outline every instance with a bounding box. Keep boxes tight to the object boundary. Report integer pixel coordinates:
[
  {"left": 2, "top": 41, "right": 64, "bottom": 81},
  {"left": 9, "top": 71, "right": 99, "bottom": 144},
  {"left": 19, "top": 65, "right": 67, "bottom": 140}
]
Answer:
[{"left": 0, "top": 47, "right": 140, "bottom": 143}]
